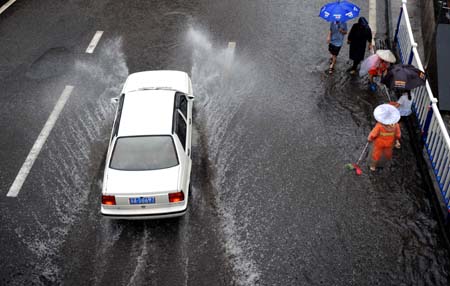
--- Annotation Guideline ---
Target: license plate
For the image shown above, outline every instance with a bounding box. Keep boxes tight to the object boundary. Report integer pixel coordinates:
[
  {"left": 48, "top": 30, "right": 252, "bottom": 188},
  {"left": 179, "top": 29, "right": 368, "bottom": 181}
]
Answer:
[{"left": 129, "top": 197, "right": 155, "bottom": 204}]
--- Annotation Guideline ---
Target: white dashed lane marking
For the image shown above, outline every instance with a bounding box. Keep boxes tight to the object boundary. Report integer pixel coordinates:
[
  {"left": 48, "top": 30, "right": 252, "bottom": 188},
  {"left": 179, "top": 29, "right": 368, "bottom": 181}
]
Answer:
[
  {"left": 7, "top": 85, "right": 75, "bottom": 197},
  {"left": 85, "top": 31, "right": 104, "bottom": 54},
  {"left": 0, "top": 0, "right": 17, "bottom": 14}
]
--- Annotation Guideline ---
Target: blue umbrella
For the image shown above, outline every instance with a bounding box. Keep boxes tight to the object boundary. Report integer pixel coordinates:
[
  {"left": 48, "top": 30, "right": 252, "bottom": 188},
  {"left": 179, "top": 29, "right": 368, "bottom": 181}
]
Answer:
[{"left": 319, "top": 0, "right": 360, "bottom": 22}]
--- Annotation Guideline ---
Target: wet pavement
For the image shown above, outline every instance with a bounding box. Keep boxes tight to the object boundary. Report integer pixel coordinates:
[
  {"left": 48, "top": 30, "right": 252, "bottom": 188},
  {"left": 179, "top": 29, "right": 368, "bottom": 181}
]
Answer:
[{"left": 0, "top": 0, "right": 449, "bottom": 285}]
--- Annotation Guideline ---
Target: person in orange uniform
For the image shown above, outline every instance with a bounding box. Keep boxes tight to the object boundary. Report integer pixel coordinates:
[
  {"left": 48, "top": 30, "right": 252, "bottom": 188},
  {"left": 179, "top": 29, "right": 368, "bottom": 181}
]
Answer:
[
  {"left": 368, "top": 104, "right": 401, "bottom": 171},
  {"left": 368, "top": 59, "right": 389, "bottom": 90}
]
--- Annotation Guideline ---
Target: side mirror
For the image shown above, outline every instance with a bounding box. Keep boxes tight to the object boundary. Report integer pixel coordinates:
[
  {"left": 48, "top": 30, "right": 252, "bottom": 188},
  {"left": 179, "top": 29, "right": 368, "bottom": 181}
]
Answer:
[
  {"left": 187, "top": 94, "right": 195, "bottom": 100},
  {"left": 110, "top": 97, "right": 119, "bottom": 104}
]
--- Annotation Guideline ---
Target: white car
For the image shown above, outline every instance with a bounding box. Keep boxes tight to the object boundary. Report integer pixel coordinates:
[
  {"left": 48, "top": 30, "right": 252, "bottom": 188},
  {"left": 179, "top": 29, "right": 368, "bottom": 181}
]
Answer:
[{"left": 101, "top": 70, "right": 194, "bottom": 219}]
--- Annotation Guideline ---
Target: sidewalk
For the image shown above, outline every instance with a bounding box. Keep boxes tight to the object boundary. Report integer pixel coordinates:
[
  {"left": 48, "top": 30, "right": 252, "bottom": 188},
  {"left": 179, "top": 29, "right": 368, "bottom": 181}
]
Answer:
[
  {"left": 387, "top": 0, "right": 424, "bottom": 55},
  {"left": 385, "top": 0, "right": 450, "bottom": 238}
]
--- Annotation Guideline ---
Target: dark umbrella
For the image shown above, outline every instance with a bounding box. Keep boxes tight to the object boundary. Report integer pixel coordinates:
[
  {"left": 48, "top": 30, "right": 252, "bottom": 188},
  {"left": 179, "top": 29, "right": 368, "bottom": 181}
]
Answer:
[{"left": 381, "top": 64, "right": 427, "bottom": 90}]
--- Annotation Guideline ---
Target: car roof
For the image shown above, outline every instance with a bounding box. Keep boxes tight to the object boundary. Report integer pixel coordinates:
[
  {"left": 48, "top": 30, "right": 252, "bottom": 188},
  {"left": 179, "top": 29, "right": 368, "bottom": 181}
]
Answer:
[{"left": 117, "top": 90, "right": 175, "bottom": 137}]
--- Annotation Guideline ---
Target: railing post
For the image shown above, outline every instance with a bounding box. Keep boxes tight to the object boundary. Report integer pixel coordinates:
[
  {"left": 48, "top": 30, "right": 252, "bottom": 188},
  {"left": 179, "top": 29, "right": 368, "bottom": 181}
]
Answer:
[
  {"left": 394, "top": 5, "right": 404, "bottom": 43},
  {"left": 423, "top": 104, "right": 434, "bottom": 139},
  {"left": 395, "top": 0, "right": 450, "bottom": 225},
  {"left": 408, "top": 42, "right": 418, "bottom": 64}
]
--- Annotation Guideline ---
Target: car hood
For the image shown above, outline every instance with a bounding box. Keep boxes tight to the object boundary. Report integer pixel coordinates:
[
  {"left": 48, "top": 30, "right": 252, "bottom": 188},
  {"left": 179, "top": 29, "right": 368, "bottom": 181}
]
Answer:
[{"left": 104, "top": 165, "right": 180, "bottom": 195}]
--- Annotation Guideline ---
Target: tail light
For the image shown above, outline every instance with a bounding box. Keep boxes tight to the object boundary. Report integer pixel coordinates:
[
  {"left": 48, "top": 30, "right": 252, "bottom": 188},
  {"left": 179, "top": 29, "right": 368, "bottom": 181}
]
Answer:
[
  {"left": 102, "top": 195, "right": 116, "bottom": 205},
  {"left": 169, "top": 191, "right": 184, "bottom": 203}
]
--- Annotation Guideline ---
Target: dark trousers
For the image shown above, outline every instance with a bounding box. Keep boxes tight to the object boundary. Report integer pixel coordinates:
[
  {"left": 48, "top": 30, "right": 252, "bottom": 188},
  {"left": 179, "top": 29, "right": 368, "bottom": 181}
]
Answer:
[{"left": 352, "top": 59, "right": 362, "bottom": 71}]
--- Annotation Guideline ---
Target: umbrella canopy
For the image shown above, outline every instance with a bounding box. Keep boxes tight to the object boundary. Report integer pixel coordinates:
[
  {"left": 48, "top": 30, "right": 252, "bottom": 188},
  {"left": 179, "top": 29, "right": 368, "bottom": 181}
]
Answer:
[
  {"left": 319, "top": 0, "right": 360, "bottom": 22},
  {"left": 359, "top": 54, "right": 380, "bottom": 77},
  {"left": 373, "top": 104, "right": 400, "bottom": 125},
  {"left": 381, "top": 64, "right": 427, "bottom": 90},
  {"left": 375, "top": 49, "right": 396, "bottom": 63}
]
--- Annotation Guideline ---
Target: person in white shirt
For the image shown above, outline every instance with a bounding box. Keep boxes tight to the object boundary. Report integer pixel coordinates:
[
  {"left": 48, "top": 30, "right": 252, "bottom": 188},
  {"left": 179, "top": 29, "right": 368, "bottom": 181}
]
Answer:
[
  {"left": 390, "top": 91, "right": 413, "bottom": 117},
  {"left": 389, "top": 90, "right": 413, "bottom": 149}
]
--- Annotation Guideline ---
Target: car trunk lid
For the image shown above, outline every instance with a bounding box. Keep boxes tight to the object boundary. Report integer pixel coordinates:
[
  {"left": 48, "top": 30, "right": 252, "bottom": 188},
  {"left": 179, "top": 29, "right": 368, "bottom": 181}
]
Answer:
[{"left": 104, "top": 165, "right": 180, "bottom": 196}]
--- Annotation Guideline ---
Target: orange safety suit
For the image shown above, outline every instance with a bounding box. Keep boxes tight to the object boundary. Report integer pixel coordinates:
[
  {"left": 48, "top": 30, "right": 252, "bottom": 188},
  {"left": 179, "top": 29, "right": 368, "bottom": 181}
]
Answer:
[{"left": 368, "top": 122, "right": 401, "bottom": 161}]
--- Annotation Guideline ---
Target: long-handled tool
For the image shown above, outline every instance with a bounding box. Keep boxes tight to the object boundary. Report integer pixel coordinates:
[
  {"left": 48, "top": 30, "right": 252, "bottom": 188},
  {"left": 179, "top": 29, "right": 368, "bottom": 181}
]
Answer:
[
  {"left": 380, "top": 83, "right": 392, "bottom": 101},
  {"left": 345, "top": 142, "right": 370, "bottom": 175},
  {"left": 373, "top": 80, "right": 392, "bottom": 101}
]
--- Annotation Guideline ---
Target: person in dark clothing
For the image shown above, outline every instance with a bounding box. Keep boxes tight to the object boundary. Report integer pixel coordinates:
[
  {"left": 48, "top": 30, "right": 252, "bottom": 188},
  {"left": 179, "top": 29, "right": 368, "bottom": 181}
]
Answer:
[{"left": 347, "top": 17, "right": 372, "bottom": 74}]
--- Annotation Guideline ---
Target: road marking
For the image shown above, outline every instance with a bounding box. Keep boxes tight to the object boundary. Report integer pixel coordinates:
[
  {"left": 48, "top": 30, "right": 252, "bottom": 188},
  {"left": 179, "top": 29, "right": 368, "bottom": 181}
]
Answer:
[
  {"left": 85, "top": 31, "right": 104, "bottom": 53},
  {"left": 224, "top": 42, "right": 236, "bottom": 72},
  {"left": 7, "top": 85, "right": 74, "bottom": 197},
  {"left": 0, "top": 0, "right": 17, "bottom": 14},
  {"left": 369, "top": 0, "right": 377, "bottom": 48}
]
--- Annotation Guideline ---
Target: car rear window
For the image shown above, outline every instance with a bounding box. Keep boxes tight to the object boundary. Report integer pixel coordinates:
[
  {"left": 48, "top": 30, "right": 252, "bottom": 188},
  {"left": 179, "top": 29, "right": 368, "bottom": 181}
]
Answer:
[{"left": 110, "top": 136, "right": 179, "bottom": 170}]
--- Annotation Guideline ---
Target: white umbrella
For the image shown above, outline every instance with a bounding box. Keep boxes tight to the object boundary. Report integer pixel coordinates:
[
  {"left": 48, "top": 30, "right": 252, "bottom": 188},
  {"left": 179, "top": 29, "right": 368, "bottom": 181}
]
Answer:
[
  {"left": 376, "top": 49, "right": 396, "bottom": 63},
  {"left": 373, "top": 104, "right": 400, "bottom": 125},
  {"left": 359, "top": 54, "right": 380, "bottom": 77}
]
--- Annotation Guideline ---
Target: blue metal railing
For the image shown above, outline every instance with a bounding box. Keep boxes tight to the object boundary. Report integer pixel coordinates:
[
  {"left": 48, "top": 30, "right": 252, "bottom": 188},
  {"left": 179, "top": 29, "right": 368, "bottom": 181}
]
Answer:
[{"left": 394, "top": 0, "right": 450, "bottom": 218}]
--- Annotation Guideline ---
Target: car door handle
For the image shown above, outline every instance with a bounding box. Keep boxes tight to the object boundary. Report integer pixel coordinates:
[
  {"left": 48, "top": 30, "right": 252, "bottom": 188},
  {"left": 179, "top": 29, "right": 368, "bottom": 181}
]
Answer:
[{"left": 187, "top": 149, "right": 190, "bottom": 157}]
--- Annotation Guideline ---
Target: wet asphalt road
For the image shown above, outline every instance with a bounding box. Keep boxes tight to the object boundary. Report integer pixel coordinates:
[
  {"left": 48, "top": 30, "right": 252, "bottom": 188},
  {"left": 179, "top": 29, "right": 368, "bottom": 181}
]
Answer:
[{"left": 0, "top": 1, "right": 449, "bottom": 285}]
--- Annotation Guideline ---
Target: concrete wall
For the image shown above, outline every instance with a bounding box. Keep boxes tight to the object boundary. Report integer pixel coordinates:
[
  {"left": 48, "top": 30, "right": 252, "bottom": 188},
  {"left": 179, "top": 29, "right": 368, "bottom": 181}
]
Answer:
[
  {"left": 419, "top": 0, "right": 439, "bottom": 99},
  {"left": 420, "top": 0, "right": 437, "bottom": 65}
]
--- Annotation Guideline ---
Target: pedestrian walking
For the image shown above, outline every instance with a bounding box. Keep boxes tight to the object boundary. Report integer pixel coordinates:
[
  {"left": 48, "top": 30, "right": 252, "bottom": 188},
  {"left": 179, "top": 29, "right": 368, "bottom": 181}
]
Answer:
[
  {"left": 327, "top": 21, "right": 348, "bottom": 74},
  {"left": 368, "top": 104, "right": 401, "bottom": 171},
  {"left": 347, "top": 17, "right": 373, "bottom": 75}
]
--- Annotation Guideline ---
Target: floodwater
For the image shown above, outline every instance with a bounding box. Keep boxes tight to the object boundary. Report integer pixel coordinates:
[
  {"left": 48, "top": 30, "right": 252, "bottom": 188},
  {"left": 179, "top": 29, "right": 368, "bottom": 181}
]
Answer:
[
  {"left": 187, "top": 0, "right": 450, "bottom": 284},
  {"left": 0, "top": 0, "right": 448, "bottom": 285}
]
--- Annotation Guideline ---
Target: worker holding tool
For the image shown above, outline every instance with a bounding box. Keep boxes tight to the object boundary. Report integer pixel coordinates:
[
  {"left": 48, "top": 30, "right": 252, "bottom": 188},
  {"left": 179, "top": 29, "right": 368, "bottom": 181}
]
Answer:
[{"left": 367, "top": 104, "right": 401, "bottom": 171}]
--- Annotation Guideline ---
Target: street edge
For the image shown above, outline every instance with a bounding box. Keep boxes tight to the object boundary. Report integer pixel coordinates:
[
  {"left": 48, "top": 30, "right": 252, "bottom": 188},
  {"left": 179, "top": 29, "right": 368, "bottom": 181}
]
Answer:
[{"left": 369, "top": 0, "right": 377, "bottom": 47}]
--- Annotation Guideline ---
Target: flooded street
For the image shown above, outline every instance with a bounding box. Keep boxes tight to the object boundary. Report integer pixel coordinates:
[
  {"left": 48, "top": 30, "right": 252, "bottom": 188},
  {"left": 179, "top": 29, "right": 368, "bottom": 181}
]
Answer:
[
  {"left": 187, "top": 0, "right": 450, "bottom": 284},
  {"left": 0, "top": 0, "right": 448, "bottom": 285}
]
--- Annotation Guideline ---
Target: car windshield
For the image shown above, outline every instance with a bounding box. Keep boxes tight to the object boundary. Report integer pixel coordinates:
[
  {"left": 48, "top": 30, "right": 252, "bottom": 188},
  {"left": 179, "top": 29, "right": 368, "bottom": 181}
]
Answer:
[{"left": 110, "top": 136, "right": 179, "bottom": 171}]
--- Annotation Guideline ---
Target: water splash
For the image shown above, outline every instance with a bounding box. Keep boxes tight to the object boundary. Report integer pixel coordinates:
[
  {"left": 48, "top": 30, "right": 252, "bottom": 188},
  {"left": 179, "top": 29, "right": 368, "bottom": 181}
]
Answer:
[
  {"left": 126, "top": 228, "right": 150, "bottom": 286},
  {"left": 75, "top": 37, "right": 129, "bottom": 94},
  {"left": 187, "top": 27, "right": 261, "bottom": 286},
  {"left": 91, "top": 218, "right": 125, "bottom": 286},
  {"left": 13, "top": 37, "right": 129, "bottom": 285}
]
